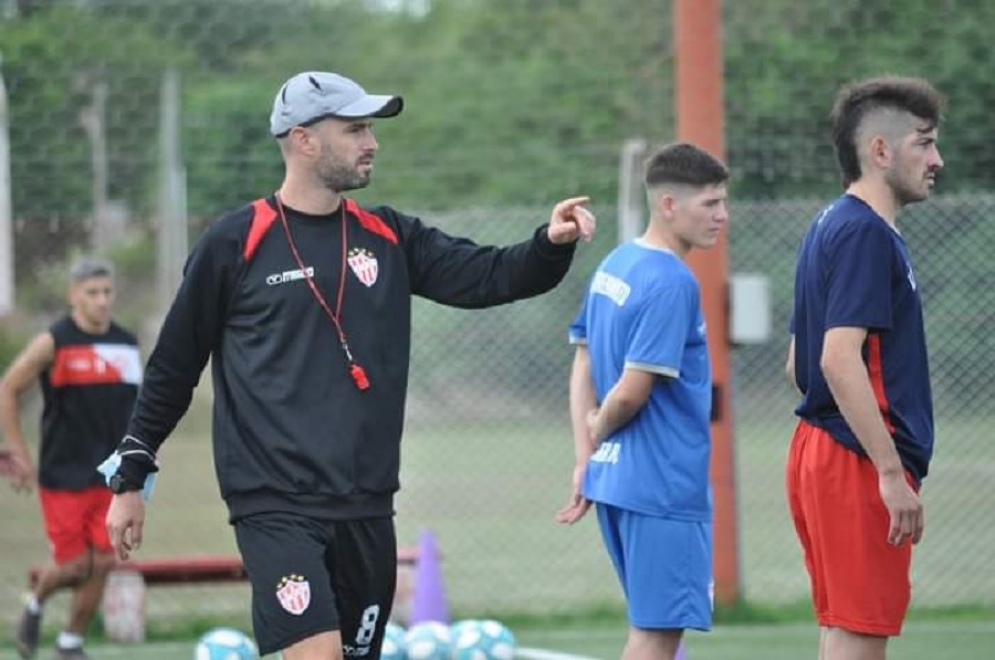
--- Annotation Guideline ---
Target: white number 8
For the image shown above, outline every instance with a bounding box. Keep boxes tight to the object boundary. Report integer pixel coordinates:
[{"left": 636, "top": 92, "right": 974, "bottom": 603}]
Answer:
[{"left": 355, "top": 604, "right": 380, "bottom": 645}]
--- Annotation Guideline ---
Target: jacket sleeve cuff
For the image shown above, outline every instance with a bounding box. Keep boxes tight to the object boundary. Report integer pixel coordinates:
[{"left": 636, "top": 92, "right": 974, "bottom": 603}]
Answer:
[
  {"left": 533, "top": 225, "right": 577, "bottom": 259},
  {"left": 115, "top": 436, "right": 160, "bottom": 482}
]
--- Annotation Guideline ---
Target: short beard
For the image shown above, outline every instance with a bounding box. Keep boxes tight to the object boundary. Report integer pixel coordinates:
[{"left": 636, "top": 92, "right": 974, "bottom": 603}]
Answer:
[
  {"left": 318, "top": 162, "right": 370, "bottom": 193},
  {"left": 886, "top": 167, "right": 928, "bottom": 206}
]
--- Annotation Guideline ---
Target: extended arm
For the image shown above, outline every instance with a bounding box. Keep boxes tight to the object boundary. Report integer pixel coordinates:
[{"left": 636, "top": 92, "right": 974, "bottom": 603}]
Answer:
[{"left": 407, "top": 198, "right": 594, "bottom": 308}]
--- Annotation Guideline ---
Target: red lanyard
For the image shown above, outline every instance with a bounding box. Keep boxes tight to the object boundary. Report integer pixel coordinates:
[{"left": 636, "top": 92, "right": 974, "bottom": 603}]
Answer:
[{"left": 274, "top": 195, "right": 370, "bottom": 391}]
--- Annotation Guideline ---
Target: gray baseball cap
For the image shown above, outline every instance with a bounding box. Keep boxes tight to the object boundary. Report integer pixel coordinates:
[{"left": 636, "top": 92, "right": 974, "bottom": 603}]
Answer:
[{"left": 270, "top": 71, "right": 403, "bottom": 137}]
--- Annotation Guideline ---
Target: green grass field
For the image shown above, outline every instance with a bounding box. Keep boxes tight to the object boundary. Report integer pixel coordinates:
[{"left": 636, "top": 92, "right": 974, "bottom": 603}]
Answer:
[
  {"left": 3, "top": 383, "right": 993, "bottom": 642},
  {"left": 517, "top": 620, "right": 995, "bottom": 659},
  {"left": 4, "top": 619, "right": 994, "bottom": 660}
]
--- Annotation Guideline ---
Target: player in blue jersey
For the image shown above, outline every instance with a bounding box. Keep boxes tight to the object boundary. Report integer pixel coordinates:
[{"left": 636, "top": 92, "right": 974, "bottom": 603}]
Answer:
[
  {"left": 558, "top": 143, "right": 729, "bottom": 660},
  {"left": 786, "top": 76, "right": 945, "bottom": 660}
]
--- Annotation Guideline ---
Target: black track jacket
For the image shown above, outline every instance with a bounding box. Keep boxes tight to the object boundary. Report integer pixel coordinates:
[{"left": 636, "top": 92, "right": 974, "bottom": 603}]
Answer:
[{"left": 118, "top": 196, "right": 576, "bottom": 522}]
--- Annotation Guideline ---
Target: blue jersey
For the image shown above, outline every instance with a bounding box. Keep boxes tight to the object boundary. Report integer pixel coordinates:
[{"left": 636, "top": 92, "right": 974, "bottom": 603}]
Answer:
[
  {"left": 569, "top": 241, "right": 712, "bottom": 521},
  {"left": 791, "top": 194, "right": 934, "bottom": 482}
]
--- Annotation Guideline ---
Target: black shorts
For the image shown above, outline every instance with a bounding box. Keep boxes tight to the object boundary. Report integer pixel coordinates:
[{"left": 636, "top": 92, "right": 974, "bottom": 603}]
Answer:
[{"left": 234, "top": 512, "right": 397, "bottom": 656}]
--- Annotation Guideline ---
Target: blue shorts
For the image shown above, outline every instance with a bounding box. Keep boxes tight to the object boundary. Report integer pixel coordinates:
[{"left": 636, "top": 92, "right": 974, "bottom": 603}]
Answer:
[{"left": 596, "top": 504, "right": 713, "bottom": 631}]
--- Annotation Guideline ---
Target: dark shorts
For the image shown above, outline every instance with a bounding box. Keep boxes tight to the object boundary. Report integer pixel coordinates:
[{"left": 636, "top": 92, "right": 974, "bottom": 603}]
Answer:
[
  {"left": 234, "top": 512, "right": 397, "bottom": 656},
  {"left": 786, "top": 421, "right": 915, "bottom": 636}
]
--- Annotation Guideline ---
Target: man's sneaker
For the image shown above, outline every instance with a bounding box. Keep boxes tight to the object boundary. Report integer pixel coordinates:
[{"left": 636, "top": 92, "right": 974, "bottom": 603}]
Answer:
[
  {"left": 54, "top": 646, "right": 90, "bottom": 660},
  {"left": 14, "top": 606, "right": 41, "bottom": 659}
]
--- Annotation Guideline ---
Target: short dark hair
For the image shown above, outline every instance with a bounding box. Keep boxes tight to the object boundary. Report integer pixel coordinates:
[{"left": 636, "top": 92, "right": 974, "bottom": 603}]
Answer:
[
  {"left": 644, "top": 143, "right": 729, "bottom": 189},
  {"left": 69, "top": 258, "right": 114, "bottom": 283},
  {"left": 831, "top": 76, "right": 945, "bottom": 187}
]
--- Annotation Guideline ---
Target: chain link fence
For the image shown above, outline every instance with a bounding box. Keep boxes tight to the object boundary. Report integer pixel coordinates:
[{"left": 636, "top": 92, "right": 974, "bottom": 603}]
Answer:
[
  {"left": 730, "top": 194, "right": 995, "bottom": 607},
  {"left": 1, "top": 0, "right": 993, "bottom": 634}
]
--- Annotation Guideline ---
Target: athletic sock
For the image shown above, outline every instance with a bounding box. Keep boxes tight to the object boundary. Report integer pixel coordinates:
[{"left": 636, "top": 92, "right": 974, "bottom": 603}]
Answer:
[
  {"left": 56, "top": 631, "right": 83, "bottom": 649},
  {"left": 25, "top": 595, "right": 41, "bottom": 615}
]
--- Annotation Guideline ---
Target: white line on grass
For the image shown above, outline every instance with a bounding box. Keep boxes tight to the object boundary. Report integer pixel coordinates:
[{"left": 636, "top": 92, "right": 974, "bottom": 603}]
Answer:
[
  {"left": 84, "top": 641, "right": 192, "bottom": 656},
  {"left": 518, "top": 646, "right": 604, "bottom": 660},
  {"left": 85, "top": 641, "right": 603, "bottom": 660},
  {"left": 83, "top": 642, "right": 284, "bottom": 658}
]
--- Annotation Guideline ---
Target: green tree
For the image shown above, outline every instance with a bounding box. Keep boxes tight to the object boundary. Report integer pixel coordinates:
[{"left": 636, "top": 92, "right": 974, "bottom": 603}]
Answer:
[
  {"left": 359, "top": 0, "right": 673, "bottom": 210},
  {"left": 89, "top": 0, "right": 339, "bottom": 73},
  {"left": 177, "top": 0, "right": 385, "bottom": 219},
  {"left": 182, "top": 78, "right": 283, "bottom": 220},
  {"left": 0, "top": 4, "right": 191, "bottom": 220},
  {"left": 172, "top": 0, "right": 675, "bottom": 214},
  {"left": 723, "top": 0, "right": 995, "bottom": 198}
]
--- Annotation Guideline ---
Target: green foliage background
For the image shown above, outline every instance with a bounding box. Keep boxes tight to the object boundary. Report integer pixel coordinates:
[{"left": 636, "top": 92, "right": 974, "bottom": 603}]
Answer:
[{"left": 4, "top": 0, "right": 990, "bottom": 222}]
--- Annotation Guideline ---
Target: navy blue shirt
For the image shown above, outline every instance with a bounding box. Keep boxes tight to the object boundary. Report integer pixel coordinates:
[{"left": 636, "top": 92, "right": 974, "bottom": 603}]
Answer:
[{"left": 791, "top": 194, "right": 934, "bottom": 483}]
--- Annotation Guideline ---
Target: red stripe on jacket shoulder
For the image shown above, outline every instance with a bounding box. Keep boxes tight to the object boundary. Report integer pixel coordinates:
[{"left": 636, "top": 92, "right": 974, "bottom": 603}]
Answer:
[
  {"left": 244, "top": 199, "right": 279, "bottom": 260},
  {"left": 345, "top": 199, "right": 398, "bottom": 244}
]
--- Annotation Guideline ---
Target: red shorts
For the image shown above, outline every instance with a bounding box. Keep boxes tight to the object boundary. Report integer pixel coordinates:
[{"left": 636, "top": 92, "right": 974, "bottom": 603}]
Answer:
[
  {"left": 39, "top": 486, "right": 114, "bottom": 564},
  {"left": 786, "top": 421, "right": 914, "bottom": 636}
]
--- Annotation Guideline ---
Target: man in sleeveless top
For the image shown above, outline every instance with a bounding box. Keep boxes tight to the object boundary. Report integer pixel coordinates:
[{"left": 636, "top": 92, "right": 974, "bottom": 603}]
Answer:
[{"left": 1, "top": 259, "right": 142, "bottom": 660}]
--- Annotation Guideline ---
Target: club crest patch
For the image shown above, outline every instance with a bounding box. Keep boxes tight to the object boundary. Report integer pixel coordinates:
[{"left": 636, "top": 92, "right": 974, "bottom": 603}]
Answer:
[
  {"left": 348, "top": 248, "right": 378, "bottom": 287},
  {"left": 276, "top": 574, "right": 311, "bottom": 615}
]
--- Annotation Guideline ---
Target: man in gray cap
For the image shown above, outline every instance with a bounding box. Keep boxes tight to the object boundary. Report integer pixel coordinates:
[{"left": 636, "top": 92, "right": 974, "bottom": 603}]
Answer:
[
  {"left": 270, "top": 70, "right": 404, "bottom": 136},
  {"left": 104, "top": 70, "right": 596, "bottom": 660}
]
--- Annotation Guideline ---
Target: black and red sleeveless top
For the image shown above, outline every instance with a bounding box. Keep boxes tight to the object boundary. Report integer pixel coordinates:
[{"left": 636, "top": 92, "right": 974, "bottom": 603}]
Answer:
[{"left": 39, "top": 316, "right": 141, "bottom": 490}]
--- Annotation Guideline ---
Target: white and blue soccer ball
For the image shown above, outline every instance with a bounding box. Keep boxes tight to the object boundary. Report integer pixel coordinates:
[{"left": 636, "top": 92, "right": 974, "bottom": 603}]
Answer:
[
  {"left": 403, "top": 621, "right": 452, "bottom": 660},
  {"left": 450, "top": 619, "right": 516, "bottom": 660},
  {"left": 381, "top": 621, "right": 407, "bottom": 660},
  {"left": 448, "top": 619, "right": 477, "bottom": 647},
  {"left": 194, "top": 627, "right": 259, "bottom": 660}
]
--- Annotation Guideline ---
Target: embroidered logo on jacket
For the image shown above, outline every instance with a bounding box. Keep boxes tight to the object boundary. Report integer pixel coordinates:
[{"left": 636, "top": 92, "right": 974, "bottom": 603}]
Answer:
[
  {"left": 347, "top": 248, "right": 379, "bottom": 287},
  {"left": 266, "top": 267, "right": 314, "bottom": 286},
  {"left": 276, "top": 574, "right": 311, "bottom": 615}
]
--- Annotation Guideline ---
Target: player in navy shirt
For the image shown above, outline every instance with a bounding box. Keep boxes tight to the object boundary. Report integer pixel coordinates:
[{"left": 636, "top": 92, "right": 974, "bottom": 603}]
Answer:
[
  {"left": 786, "top": 76, "right": 944, "bottom": 659},
  {"left": 560, "top": 143, "right": 728, "bottom": 660}
]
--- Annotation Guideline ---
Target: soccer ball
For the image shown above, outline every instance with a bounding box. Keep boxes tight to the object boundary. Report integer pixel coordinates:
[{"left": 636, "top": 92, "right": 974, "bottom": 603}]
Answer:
[
  {"left": 403, "top": 621, "right": 452, "bottom": 660},
  {"left": 381, "top": 621, "right": 407, "bottom": 660},
  {"left": 194, "top": 627, "right": 259, "bottom": 660},
  {"left": 448, "top": 619, "right": 476, "bottom": 645},
  {"left": 450, "top": 619, "right": 516, "bottom": 660}
]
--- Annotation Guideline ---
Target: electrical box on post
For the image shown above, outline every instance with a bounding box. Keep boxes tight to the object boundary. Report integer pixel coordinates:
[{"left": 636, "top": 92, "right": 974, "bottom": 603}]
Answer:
[{"left": 729, "top": 273, "right": 772, "bottom": 345}]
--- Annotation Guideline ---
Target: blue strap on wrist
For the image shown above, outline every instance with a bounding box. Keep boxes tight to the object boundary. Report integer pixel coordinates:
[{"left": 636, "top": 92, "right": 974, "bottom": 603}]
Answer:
[{"left": 97, "top": 451, "right": 158, "bottom": 502}]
